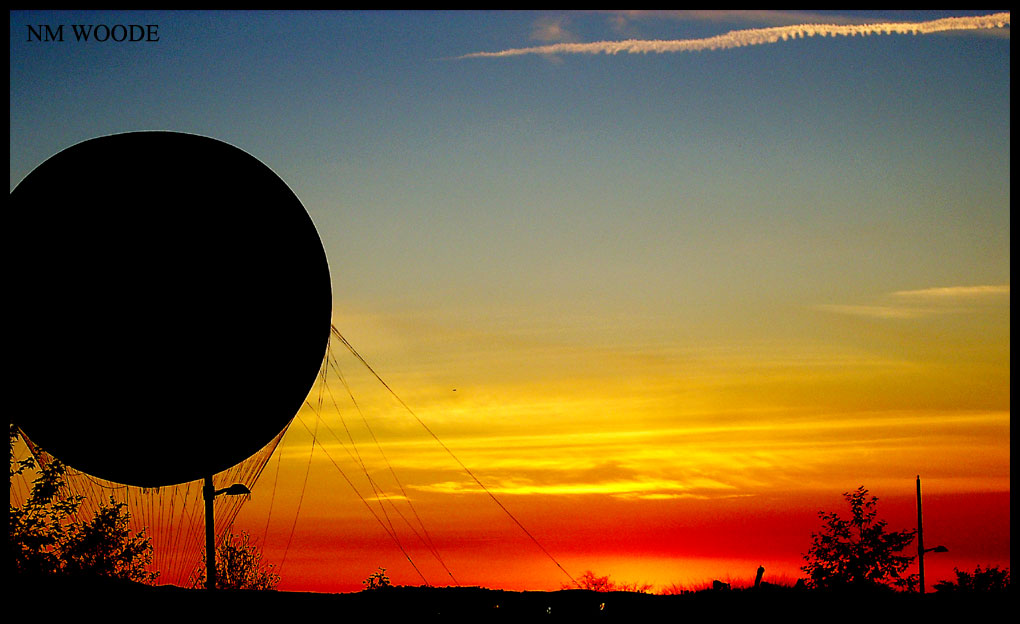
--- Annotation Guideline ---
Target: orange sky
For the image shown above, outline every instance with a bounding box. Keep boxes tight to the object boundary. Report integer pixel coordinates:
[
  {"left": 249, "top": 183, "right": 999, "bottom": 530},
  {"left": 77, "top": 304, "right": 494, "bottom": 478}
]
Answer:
[
  {"left": 220, "top": 297, "right": 1009, "bottom": 593},
  {"left": 9, "top": 283, "right": 1009, "bottom": 593}
]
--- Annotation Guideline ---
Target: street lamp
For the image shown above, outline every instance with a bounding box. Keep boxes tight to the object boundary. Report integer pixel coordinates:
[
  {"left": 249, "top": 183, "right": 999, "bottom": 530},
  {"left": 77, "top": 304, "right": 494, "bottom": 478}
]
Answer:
[
  {"left": 204, "top": 475, "right": 252, "bottom": 591},
  {"left": 215, "top": 483, "right": 252, "bottom": 497}
]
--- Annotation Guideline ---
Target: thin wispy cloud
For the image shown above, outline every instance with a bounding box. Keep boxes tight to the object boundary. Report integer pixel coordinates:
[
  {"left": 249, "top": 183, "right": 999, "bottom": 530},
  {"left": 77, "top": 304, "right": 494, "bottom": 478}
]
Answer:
[
  {"left": 891, "top": 284, "right": 1010, "bottom": 298},
  {"left": 816, "top": 284, "right": 1010, "bottom": 319},
  {"left": 530, "top": 15, "right": 578, "bottom": 43},
  {"left": 410, "top": 475, "right": 737, "bottom": 499},
  {"left": 814, "top": 304, "right": 938, "bottom": 320},
  {"left": 457, "top": 12, "right": 1009, "bottom": 59}
]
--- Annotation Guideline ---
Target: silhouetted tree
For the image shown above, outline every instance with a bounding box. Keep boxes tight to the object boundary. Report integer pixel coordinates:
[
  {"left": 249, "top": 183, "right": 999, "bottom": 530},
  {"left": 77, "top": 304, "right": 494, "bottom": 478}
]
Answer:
[
  {"left": 362, "top": 567, "right": 392, "bottom": 591},
  {"left": 934, "top": 565, "right": 1010, "bottom": 594},
  {"left": 564, "top": 570, "right": 653, "bottom": 593},
  {"left": 801, "top": 486, "right": 916, "bottom": 591},
  {"left": 9, "top": 425, "right": 156, "bottom": 582},
  {"left": 191, "top": 530, "right": 280, "bottom": 590}
]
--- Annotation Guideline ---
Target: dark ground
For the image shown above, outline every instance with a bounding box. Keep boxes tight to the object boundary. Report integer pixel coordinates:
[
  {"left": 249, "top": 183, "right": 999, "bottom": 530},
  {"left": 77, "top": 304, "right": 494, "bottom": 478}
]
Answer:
[{"left": 9, "top": 574, "right": 1006, "bottom": 621}]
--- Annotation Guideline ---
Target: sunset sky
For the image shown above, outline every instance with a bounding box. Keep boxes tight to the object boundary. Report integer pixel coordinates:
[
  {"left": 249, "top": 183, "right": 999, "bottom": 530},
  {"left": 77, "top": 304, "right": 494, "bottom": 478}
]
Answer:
[{"left": 9, "top": 10, "right": 1009, "bottom": 593}]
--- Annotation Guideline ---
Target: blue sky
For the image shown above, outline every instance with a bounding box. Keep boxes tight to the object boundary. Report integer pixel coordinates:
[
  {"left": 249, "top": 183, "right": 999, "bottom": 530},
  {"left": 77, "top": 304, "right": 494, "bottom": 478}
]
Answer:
[
  {"left": 11, "top": 13, "right": 1009, "bottom": 321},
  {"left": 9, "top": 11, "right": 1010, "bottom": 591}
]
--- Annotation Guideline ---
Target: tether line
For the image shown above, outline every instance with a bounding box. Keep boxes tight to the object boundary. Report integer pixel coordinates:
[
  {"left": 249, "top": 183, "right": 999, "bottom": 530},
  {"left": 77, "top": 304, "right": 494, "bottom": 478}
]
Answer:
[{"left": 330, "top": 325, "right": 579, "bottom": 589}]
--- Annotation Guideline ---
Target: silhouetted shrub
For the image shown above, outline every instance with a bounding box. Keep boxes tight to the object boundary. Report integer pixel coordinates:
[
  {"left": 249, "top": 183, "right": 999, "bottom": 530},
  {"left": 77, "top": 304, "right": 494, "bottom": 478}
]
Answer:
[
  {"left": 191, "top": 530, "right": 280, "bottom": 590},
  {"left": 934, "top": 565, "right": 1010, "bottom": 594},
  {"left": 563, "top": 570, "right": 653, "bottom": 593},
  {"left": 362, "top": 567, "right": 392, "bottom": 591},
  {"left": 9, "top": 425, "right": 156, "bottom": 583}
]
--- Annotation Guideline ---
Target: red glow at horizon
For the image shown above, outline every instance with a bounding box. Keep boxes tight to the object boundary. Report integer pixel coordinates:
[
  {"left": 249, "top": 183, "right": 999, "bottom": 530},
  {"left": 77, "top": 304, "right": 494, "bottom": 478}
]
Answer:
[{"left": 233, "top": 487, "right": 1008, "bottom": 594}]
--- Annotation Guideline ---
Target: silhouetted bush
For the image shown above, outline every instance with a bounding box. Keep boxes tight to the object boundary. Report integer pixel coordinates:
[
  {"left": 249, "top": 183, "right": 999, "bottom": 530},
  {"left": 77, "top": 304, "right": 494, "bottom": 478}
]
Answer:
[
  {"left": 191, "top": 530, "right": 280, "bottom": 590},
  {"left": 9, "top": 425, "right": 156, "bottom": 583},
  {"left": 934, "top": 565, "right": 1010, "bottom": 594},
  {"left": 563, "top": 570, "right": 653, "bottom": 593},
  {"left": 362, "top": 567, "right": 392, "bottom": 591}
]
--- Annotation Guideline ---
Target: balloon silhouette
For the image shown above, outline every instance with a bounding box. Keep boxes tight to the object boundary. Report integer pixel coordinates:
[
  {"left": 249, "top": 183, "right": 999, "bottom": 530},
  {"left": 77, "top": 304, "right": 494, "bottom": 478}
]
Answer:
[{"left": 11, "top": 132, "right": 332, "bottom": 487}]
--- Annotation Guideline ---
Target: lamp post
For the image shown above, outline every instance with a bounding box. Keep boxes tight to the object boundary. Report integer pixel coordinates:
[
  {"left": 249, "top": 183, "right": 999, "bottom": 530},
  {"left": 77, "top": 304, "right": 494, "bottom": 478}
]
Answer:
[
  {"left": 204, "top": 475, "right": 252, "bottom": 591},
  {"left": 916, "top": 475, "right": 948, "bottom": 594}
]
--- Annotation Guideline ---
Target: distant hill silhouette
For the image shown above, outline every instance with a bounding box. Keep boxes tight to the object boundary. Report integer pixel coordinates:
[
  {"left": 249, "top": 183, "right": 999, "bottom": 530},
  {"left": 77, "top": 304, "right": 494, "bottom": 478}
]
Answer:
[{"left": 10, "top": 573, "right": 1007, "bottom": 622}]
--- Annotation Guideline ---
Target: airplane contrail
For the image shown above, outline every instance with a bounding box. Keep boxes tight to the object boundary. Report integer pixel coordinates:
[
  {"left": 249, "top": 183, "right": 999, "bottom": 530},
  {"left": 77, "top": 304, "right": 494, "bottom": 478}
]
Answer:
[{"left": 457, "top": 12, "right": 1009, "bottom": 59}]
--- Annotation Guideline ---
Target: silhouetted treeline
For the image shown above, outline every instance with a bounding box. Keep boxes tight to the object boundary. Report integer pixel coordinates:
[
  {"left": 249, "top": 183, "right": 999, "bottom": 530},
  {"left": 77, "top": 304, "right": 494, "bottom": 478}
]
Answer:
[{"left": 10, "top": 575, "right": 1009, "bottom": 622}]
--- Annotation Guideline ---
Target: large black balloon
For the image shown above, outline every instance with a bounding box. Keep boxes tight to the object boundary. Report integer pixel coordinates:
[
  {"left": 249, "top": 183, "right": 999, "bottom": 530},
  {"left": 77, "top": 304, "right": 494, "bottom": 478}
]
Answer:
[{"left": 11, "top": 132, "right": 332, "bottom": 487}]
